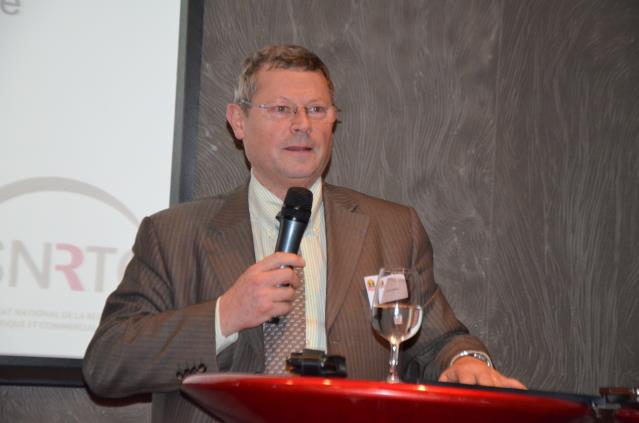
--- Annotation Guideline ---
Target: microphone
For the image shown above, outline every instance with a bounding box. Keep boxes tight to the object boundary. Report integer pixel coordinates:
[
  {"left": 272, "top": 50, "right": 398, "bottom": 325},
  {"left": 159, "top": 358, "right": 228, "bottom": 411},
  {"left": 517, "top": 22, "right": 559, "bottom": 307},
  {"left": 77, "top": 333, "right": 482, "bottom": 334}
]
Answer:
[
  {"left": 274, "top": 187, "right": 313, "bottom": 254},
  {"left": 268, "top": 187, "right": 312, "bottom": 325}
]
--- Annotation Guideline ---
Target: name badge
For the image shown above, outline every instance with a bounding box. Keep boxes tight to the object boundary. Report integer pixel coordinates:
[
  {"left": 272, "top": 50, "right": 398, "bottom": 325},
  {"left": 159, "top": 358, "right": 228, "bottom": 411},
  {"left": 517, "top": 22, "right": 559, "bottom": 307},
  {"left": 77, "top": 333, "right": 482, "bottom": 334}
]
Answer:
[
  {"left": 363, "top": 273, "right": 409, "bottom": 307},
  {"left": 363, "top": 275, "right": 378, "bottom": 308}
]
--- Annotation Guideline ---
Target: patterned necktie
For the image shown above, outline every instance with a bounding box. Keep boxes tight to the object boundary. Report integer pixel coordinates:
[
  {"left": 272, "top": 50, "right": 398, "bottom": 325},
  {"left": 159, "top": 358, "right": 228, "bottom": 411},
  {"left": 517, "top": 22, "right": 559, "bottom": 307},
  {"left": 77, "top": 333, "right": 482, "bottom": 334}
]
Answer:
[{"left": 263, "top": 266, "right": 306, "bottom": 375}]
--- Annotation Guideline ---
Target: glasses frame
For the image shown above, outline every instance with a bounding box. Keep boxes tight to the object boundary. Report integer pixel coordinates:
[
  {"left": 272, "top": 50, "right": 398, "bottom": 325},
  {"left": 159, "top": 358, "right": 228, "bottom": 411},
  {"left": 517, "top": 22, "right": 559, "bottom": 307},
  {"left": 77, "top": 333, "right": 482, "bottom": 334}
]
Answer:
[{"left": 239, "top": 99, "right": 339, "bottom": 123}]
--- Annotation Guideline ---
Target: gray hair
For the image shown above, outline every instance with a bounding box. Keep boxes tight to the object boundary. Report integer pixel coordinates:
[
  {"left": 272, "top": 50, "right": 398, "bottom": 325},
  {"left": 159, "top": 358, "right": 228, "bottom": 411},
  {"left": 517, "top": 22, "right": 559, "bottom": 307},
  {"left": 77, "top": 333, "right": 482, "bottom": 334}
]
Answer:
[{"left": 233, "top": 44, "right": 335, "bottom": 107}]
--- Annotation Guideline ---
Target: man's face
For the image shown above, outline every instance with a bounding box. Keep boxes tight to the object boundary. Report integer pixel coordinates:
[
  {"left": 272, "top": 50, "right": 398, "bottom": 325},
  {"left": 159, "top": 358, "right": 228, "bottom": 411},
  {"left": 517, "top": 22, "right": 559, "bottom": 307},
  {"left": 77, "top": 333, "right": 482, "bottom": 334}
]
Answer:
[{"left": 226, "top": 68, "right": 335, "bottom": 199}]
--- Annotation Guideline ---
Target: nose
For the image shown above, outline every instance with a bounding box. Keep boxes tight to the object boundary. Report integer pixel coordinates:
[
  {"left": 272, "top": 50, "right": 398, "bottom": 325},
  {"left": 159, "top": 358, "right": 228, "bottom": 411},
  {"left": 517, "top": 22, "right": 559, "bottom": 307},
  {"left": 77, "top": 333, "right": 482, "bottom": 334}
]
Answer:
[{"left": 290, "top": 107, "right": 311, "bottom": 133}]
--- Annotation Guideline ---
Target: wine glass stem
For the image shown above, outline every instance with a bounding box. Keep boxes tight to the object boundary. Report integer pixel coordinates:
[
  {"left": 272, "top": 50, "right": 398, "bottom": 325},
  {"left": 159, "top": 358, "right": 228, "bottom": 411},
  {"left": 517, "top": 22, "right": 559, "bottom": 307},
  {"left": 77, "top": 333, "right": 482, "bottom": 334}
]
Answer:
[{"left": 387, "top": 341, "right": 401, "bottom": 383}]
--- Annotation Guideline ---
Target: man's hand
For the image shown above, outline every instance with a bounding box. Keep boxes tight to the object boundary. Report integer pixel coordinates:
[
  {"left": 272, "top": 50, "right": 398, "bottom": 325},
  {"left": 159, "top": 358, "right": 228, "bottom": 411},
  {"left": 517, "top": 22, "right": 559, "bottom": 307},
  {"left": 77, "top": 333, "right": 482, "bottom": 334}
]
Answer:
[
  {"left": 218, "top": 252, "right": 305, "bottom": 336},
  {"left": 438, "top": 357, "right": 526, "bottom": 389}
]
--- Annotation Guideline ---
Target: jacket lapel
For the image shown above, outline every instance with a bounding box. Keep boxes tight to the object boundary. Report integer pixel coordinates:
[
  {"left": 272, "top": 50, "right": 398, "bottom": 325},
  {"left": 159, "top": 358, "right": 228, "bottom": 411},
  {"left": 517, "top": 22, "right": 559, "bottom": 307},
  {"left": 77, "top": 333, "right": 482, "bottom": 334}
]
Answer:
[
  {"left": 206, "top": 184, "right": 254, "bottom": 292},
  {"left": 324, "top": 184, "right": 369, "bottom": 330},
  {"left": 205, "top": 184, "right": 264, "bottom": 367}
]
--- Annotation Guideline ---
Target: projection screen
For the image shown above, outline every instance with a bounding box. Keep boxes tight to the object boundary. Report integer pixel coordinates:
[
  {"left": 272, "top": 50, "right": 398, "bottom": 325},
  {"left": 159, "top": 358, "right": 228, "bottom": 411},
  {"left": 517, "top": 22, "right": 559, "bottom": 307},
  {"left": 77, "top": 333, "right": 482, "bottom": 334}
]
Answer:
[{"left": 0, "top": 0, "right": 181, "bottom": 378}]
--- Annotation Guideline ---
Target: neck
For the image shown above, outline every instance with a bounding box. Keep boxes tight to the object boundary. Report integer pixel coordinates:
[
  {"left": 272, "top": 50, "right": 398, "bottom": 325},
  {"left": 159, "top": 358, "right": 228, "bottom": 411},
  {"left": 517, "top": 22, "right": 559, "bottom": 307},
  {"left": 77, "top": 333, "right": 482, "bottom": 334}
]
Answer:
[{"left": 255, "top": 177, "right": 317, "bottom": 201}]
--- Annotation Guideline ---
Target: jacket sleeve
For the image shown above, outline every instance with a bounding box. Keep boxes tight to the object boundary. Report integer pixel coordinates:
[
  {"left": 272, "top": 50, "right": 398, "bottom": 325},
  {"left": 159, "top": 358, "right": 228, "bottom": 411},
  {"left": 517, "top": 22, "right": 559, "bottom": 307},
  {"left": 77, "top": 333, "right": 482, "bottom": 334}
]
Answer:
[
  {"left": 402, "top": 207, "right": 490, "bottom": 382},
  {"left": 82, "top": 217, "right": 222, "bottom": 398}
]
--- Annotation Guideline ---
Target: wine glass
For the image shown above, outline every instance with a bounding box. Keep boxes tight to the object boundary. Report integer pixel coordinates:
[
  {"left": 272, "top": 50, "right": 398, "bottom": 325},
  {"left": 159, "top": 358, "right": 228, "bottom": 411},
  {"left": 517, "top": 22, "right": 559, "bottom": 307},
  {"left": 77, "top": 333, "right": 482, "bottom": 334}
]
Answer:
[{"left": 371, "top": 267, "right": 424, "bottom": 383}]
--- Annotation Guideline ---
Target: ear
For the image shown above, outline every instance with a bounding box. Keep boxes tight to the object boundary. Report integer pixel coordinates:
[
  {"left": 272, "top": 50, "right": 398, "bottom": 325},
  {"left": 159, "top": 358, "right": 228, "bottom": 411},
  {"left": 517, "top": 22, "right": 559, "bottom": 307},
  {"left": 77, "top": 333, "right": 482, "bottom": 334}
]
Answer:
[{"left": 226, "top": 103, "right": 247, "bottom": 140}]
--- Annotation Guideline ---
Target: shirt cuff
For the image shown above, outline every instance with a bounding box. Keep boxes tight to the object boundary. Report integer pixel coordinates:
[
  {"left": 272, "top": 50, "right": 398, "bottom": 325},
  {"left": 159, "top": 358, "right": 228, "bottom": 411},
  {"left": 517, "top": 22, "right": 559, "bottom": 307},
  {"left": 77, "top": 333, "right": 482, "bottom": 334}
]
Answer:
[{"left": 215, "top": 297, "right": 238, "bottom": 355}]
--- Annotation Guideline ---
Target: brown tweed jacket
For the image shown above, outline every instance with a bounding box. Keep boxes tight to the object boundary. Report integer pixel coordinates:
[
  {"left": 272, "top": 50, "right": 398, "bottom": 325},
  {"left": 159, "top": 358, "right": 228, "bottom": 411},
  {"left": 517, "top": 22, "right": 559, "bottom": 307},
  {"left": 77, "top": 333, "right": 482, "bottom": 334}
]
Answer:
[{"left": 83, "top": 183, "right": 487, "bottom": 422}]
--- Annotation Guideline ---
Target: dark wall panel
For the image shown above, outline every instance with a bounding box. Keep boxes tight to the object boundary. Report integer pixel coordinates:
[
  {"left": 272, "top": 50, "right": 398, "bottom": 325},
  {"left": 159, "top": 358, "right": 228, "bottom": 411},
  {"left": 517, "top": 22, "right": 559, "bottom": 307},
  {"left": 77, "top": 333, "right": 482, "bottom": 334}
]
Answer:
[{"left": 491, "top": 0, "right": 639, "bottom": 392}]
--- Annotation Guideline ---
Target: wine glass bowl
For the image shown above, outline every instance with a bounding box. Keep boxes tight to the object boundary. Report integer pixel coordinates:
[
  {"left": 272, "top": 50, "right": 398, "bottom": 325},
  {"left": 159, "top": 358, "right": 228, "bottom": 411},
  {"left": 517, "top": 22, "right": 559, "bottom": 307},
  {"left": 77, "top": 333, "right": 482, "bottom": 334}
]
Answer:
[{"left": 371, "top": 267, "right": 423, "bottom": 383}]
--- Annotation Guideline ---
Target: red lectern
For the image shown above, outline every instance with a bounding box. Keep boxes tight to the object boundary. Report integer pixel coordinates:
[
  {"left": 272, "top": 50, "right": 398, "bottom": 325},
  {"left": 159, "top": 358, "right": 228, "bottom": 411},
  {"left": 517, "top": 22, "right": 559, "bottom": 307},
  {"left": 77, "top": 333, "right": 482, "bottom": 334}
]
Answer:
[{"left": 181, "top": 374, "right": 637, "bottom": 422}]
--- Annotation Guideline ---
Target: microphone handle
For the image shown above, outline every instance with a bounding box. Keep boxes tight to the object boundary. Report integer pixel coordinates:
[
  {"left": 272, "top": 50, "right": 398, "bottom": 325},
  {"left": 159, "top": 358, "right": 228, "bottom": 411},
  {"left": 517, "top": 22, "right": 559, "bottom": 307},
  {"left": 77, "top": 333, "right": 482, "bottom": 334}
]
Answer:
[
  {"left": 275, "top": 218, "right": 307, "bottom": 254},
  {"left": 268, "top": 217, "right": 307, "bottom": 325}
]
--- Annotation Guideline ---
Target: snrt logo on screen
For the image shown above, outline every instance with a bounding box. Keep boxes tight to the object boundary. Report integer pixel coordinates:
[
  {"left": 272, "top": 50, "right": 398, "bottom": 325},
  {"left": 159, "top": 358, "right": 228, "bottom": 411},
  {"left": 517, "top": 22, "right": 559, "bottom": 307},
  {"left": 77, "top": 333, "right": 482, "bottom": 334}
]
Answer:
[{"left": 0, "top": 177, "right": 139, "bottom": 293}]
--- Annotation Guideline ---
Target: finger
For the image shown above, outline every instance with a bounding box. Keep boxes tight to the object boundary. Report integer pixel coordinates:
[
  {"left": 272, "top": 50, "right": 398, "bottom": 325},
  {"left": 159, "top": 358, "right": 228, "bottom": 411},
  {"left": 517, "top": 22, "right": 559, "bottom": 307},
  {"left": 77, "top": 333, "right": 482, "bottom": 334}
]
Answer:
[
  {"left": 269, "top": 301, "right": 294, "bottom": 319},
  {"left": 260, "top": 252, "right": 305, "bottom": 270},
  {"left": 458, "top": 371, "right": 479, "bottom": 385},
  {"left": 268, "top": 267, "right": 301, "bottom": 289},
  {"left": 269, "top": 285, "right": 298, "bottom": 303},
  {"left": 476, "top": 371, "right": 497, "bottom": 387},
  {"left": 256, "top": 292, "right": 295, "bottom": 322},
  {"left": 438, "top": 370, "right": 453, "bottom": 382},
  {"left": 500, "top": 377, "right": 527, "bottom": 390},
  {"left": 486, "top": 369, "right": 527, "bottom": 389}
]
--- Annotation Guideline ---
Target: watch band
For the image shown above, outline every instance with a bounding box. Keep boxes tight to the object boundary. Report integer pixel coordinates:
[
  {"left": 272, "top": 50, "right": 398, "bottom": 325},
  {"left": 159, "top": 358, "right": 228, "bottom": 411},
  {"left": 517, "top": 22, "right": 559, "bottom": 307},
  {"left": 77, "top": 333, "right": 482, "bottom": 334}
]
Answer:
[{"left": 449, "top": 350, "right": 494, "bottom": 368}]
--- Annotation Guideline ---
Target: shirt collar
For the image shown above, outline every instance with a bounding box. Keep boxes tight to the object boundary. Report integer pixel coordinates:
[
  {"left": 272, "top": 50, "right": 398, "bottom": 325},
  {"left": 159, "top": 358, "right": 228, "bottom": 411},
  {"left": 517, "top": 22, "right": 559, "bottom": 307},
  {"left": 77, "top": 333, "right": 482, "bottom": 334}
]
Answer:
[{"left": 248, "top": 170, "right": 323, "bottom": 236}]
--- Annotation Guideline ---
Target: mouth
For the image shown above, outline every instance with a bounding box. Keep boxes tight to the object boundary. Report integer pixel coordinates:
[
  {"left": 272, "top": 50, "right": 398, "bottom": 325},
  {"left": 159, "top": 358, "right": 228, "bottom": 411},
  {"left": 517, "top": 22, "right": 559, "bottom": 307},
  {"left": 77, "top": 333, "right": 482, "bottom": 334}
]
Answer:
[{"left": 284, "top": 146, "right": 313, "bottom": 152}]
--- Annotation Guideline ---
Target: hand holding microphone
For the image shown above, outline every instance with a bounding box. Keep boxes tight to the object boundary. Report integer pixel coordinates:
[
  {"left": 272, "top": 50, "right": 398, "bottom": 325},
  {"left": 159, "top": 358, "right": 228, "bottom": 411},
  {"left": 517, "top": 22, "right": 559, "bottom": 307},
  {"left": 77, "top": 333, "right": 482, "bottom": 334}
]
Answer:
[{"left": 218, "top": 187, "right": 312, "bottom": 336}]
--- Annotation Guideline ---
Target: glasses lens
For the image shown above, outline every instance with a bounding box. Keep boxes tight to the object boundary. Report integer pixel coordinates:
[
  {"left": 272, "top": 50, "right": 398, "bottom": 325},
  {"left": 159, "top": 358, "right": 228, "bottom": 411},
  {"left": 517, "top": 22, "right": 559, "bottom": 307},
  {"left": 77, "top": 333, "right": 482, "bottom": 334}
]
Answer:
[
  {"left": 306, "top": 106, "right": 328, "bottom": 120},
  {"left": 257, "top": 102, "right": 335, "bottom": 122},
  {"left": 264, "top": 104, "right": 294, "bottom": 120}
]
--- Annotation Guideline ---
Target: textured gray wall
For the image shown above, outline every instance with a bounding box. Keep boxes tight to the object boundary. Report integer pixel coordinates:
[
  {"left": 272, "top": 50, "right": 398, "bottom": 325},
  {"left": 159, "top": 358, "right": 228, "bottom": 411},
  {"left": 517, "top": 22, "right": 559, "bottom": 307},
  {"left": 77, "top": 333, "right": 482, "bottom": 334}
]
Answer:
[
  {"left": 2, "top": 0, "right": 637, "bottom": 421},
  {"left": 491, "top": 0, "right": 639, "bottom": 392}
]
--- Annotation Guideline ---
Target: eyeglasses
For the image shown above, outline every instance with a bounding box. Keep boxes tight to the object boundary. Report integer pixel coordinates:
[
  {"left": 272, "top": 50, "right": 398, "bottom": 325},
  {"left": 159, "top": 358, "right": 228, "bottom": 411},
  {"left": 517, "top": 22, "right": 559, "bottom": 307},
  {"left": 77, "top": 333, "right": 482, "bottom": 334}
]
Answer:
[{"left": 239, "top": 100, "right": 338, "bottom": 123}]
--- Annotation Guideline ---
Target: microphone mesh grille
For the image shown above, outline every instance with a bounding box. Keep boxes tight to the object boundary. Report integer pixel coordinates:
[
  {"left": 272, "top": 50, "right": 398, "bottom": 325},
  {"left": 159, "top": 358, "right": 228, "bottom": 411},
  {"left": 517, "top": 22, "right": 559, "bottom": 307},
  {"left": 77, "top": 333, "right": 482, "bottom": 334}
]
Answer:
[{"left": 284, "top": 187, "right": 313, "bottom": 211}]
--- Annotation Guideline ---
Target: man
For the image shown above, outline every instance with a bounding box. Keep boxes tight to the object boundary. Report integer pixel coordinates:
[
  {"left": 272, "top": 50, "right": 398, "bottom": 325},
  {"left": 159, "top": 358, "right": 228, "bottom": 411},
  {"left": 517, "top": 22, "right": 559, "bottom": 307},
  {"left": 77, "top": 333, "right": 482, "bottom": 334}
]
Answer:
[{"left": 83, "top": 44, "right": 524, "bottom": 422}]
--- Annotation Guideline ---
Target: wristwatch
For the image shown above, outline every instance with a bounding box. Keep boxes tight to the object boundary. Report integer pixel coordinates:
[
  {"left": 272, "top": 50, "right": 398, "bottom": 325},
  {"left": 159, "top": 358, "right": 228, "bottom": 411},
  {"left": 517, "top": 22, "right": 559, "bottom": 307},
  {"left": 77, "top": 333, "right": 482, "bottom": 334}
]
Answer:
[{"left": 449, "top": 350, "right": 494, "bottom": 368}]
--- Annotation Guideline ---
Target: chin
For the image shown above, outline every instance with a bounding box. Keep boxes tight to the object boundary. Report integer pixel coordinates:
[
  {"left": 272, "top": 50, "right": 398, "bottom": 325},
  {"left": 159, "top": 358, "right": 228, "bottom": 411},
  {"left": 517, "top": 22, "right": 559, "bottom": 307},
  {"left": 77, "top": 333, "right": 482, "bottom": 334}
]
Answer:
[
  {"left": 282, "top": 166, "right": 319, "bottom": 179},
  {"left": 278, "top": 160, "right": 326, "bottom": 183},
  {"left": 282, "top": 173, "right": 320, "bottom": 187}
]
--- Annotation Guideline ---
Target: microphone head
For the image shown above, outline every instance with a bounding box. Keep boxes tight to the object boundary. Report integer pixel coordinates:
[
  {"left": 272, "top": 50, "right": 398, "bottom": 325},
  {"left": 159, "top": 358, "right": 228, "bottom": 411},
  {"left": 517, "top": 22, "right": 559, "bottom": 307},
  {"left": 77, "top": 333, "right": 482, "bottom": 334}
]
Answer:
[{"left": 281, "top": 187, "right": 313, "bottom": 223}]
